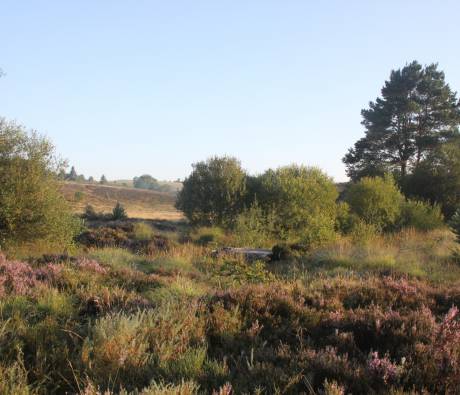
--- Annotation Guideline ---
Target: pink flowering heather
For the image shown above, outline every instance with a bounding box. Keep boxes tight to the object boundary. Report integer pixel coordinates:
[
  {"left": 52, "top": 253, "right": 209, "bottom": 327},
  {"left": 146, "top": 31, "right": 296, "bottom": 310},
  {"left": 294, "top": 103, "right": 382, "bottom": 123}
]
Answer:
[
  {"left": 367, "top": 351, "right": 400, "bottom": 384},
  {"left": 75, "top": 257, "right": 107, "bottom": 274},
  {"left": 0, "top": 254, "right": 38, "bottom": 296}
]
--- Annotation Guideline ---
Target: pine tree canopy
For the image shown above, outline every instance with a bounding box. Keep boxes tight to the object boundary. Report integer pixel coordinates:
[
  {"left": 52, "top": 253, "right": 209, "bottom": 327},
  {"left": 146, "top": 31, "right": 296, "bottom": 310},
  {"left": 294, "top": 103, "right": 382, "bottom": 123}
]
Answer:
[{"left": 343, "top": 61, "right": 460, "bottom": 180}]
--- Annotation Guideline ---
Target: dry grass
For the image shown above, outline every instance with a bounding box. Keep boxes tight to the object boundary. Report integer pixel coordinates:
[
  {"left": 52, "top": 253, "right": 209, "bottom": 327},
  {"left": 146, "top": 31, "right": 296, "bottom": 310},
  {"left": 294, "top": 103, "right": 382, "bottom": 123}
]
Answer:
[{"left": 60, "top": 182, "right": 183, "bottom": 220}]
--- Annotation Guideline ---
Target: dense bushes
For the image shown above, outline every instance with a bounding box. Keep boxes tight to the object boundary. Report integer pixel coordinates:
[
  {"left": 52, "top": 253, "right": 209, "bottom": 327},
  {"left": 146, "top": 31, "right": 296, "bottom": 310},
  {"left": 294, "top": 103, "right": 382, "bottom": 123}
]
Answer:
[
  {"left": 0, "top": 118, "right": 80, "bottom": 252},
  {"left": 256, "top": 165, "right": 338, "bottom": 246},
  {"left": 345, "top": 174, "right": 404, "bottom": 231},
  {"left": 176, "top": 156, "right": 247, "bottom": 226}
]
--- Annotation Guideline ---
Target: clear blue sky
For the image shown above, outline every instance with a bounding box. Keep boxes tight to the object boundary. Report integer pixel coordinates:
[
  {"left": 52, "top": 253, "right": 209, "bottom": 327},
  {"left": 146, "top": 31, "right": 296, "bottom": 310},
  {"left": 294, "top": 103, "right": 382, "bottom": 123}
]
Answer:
[{"left": 1, "top": 1, "right": 459, "bottom": 181}]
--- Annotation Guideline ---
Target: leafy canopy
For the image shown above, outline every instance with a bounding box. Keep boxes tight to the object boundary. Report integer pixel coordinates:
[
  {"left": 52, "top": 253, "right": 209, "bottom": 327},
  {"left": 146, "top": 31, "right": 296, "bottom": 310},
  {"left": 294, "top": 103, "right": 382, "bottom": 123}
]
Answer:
[
  {"left": 0, "top": 118, "right": 80, "bottom": 251},
  {"left": 257, "top": 165, "right": 338, "bottom": 245},
  {"left": 175, "top": 156, "right": 247, "bottom": 226},
  {"left": 344, "top": 61, "right": 460, "bottom": 180},
  {"left": 345, "top": 174, "right": 404, "bottom": 231}
]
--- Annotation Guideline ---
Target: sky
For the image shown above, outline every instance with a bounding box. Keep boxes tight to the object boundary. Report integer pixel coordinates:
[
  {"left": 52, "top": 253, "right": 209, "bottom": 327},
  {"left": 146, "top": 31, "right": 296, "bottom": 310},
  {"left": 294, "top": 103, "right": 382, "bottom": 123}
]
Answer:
[{"left": 1, "top": 1, "right": 460, "bottom": 182}]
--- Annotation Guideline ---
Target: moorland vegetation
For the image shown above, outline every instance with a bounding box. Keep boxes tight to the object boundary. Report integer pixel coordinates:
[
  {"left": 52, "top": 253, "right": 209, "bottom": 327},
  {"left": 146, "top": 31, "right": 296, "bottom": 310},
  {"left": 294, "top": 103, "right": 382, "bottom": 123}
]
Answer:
[{"left": 1, "top": 61, "right": 460, "bottom": 394}]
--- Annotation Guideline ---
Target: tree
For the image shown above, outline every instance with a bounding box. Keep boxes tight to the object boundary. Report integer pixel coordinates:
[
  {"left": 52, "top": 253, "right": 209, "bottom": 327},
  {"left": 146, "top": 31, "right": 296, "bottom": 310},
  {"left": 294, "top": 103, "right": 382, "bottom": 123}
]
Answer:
[
  {"left": 67, "top": 166, "right": 78, "bottom": 181},
  {"left": 403, "top": 139, "right": 460, "bottom": 218},
  {"left": 88, "top": 176, "right": 95, "bottom": 183},
  {"left": 175, "top": 156, "right": 247, "bottom": 226},
  {"left": 133, "top": 174, "right": 160, "bottom": 190},
  {"left": 100, "top": 175, "right": 108, "bottom": 184},
  {"left": 0, "top": 118, "right": 80, "bottom": 250},
  {"left": 256, "top": 165, "right": 338, "bottom": 245},
  {"left": 112, "top": 201, "right": 127, "bottom": 220},
  {"left": 344, "top": 61, "right": 460, "bottom": 181},
  {"left": 345, "top": 174, "right": 404, "bottom": 231}
]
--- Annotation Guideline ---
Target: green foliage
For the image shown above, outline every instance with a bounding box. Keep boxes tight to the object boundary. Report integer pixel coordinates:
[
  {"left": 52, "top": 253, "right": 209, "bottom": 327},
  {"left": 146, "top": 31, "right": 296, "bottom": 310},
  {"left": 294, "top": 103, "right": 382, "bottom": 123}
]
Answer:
[
  {"left": 344, "top": 61, "right": 460, "bottom": 180},
  {"left": 132, "top": 222, "right": 154, "bottom": 241},
  {"left": 0, "top": 118, "right": 80, "bottom": 251},
  {"left": 233, "top": 202, "right": 276, "bottom": 248},
  {"left": 449, "top": 209, "right": 460, "bottom": 243},
  {"left": 112, "top": 201, "right": 128, "bottom": 220},
  {"left": 190, "top": 226, "right": 226, "bottom": 247},
  {"left": 346, "top": 174, "right": 404, "bottom": 231},
  {"left": 175, "top": 156, "right": 246, "bottom": 226},
  {"left": 398, "top": 200, "right": 444, "bottom": 231},
  {"left": 74, "top": 191, "right": 84, "bottom": 202},
  {"left": 99, "top": 174, "right": 108, "bottom": 184},
  {"left": 133, "top": 174, "right": 160, "bottom": 191},
  {"left": 404, "top": 140, "right": 460, "bottom": 218},
  {"left": 257, "top": 165, "right": 338, "bottom": 246}
]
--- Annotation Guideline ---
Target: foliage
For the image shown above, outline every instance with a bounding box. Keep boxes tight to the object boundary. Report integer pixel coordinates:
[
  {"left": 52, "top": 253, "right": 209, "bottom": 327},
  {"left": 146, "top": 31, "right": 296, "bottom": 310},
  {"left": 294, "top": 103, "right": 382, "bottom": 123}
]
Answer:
[
  {"left": 345, "top": 174, "right": 404, "bottom": 231},
  {"left": 0, "top": 228, "right": 460, "bottom": 393},
  {"left": 232, "top": 202, "right": 276, "bottom": 248},
  {"left": 0, "top": 118, "right": 80, "bottom": 251},
  {"left": 112, "top": 201, "right": 128, "bottom": 220},
  {"left": 190, "top": 226, "right": 226, "bottom": 247},
  {"left": 398, "top": 200, "right": 444, "bottom": 231},
  {"left": 257, "top": 165, "right": 338, "bottom": 246},
  {"left": 344, "top": 61, "right": 460, "bottom": 180},
  {"left": 404, "top": 140, "right": 460, "bottom": 218},
  {"left": 132, "top": 222, "right": 154, "bottom": 241},
  {"left": 99, "top": 175, "right": 108, "bottom": 184},
  {"left": 133, "top": 174, "right": 160, "bottom": 191},
  {"left": 175, "top": 156, "right": 247, "bottom": 226},
  {"left": 449, "top": 209, "right": 460, "bottom": 243}
]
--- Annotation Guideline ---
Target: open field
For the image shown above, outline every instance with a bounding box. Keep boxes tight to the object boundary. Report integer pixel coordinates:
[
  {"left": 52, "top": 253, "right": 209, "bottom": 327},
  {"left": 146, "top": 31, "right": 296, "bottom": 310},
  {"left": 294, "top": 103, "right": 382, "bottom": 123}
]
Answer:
[
  {"left": 60, "top": 182, "right": 183, "bottom": 220},
  {"left": 2, "top": 225, "right": 460, "bottom": 394}
]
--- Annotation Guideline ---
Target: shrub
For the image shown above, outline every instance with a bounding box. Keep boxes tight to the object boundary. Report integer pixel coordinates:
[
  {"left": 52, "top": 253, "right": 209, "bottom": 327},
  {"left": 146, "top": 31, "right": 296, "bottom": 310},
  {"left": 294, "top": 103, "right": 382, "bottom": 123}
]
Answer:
[
  {"left": 233, "top": 202, "right": 276, "bottom": 247},
  {"left": 257, "top": 165, "right": 338, "bottom": 245},
  {"left": 398, "top": 200, "right": 444, "bottom": 231},
  {"left": 0, "top": 118, "right": 80, "bottom": 251},
  {"left": 132, "top": 222, "right": 154, "bottom": 241},
  {"left": 176, "top": 156, "right": 247, "bottom": 226},
  {"left": 450, "top": 209, "right": 460, "bottom": 243},
  {"left": 74, "top": 191, "right": 85, "bottom": 202},
  {"left": 112, "top": 201, "right": 128, "bottom": 220},
  {"left": 345, "top": 174, "right": 404, "bottom": 231},
  {"left": 191, "top": 227, "right": 226, "bottom": 247}
]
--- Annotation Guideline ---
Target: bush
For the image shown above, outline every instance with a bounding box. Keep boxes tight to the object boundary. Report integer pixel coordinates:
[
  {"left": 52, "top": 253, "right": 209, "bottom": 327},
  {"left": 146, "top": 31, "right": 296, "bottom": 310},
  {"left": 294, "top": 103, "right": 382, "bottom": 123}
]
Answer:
[
  {"left": 345, "top": 174, "right": 403, "bottom": 231},
  {"left": 398, "top": 200, "right": 444, "bottom": 231},
  {"left": 176, "top": 156, "right": 247, "bottom": 226},
  {"left": 450, "top": 209, "right": 460, "bottom": 243},
  {"left": 191, "top": 226, "right": 226, "bottom": 247},
  {"left": 112, "top": 201, "right": 128, "bottom": 220},
  {"left": 233, "top": 202, "right": 276, "bottom": 248},
  {"left": 257, "top": 165, "right": 338, "bottom": 246},
  {"left": 132, "top": 222, "right": 154, "bottom": 241},
  {"left": 0, "top": 118, "right": 80, "bottom": 251}
]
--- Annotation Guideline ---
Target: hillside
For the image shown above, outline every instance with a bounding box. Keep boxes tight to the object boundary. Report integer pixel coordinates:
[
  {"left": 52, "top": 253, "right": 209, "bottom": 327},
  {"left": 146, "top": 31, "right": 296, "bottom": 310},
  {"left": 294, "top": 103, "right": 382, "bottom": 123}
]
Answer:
[{"left": 60, "top": 182, "right": 183, "bottom": 220}]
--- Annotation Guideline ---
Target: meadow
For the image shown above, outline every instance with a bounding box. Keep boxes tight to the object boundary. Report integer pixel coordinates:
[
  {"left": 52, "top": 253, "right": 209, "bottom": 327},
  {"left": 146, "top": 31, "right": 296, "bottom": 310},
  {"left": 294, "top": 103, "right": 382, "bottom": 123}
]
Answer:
[{"left": 1, "top": 218, "right": 460, "bottom": 394}]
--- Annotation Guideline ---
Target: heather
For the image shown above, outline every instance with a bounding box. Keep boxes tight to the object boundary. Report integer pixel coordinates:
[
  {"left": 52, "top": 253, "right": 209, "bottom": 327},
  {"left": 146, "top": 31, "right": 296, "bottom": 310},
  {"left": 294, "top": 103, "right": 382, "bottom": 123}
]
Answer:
[{"left": 1, "top": 225, "right": 460, "bottom": 394}]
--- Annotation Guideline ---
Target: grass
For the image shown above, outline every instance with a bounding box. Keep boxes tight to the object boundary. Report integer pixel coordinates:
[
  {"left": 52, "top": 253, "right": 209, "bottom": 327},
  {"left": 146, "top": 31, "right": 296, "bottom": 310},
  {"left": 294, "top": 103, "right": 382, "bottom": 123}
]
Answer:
[
  {"left": 60, "top": 181, "right": 183, "bottom": 220},
  {"left": 1, "top": 227, "right": 460, "bottom": 394}
]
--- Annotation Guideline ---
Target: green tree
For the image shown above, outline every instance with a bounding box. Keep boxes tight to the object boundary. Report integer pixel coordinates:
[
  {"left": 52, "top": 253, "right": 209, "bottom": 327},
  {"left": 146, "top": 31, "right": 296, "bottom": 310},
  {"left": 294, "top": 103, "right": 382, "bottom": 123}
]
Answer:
[
  {"left": 99, "top": 174, "right": 108, "bottom": 184},
  {"left": 403, "top": 139, "right": 460, "bottom": 218},
  {"left": 133, "top": 174, "right": 160, "bottom": 190},
  {"left": 112, "top": 201, "right": 127, "bottom": 220},
  {"left": 344, "top": 61, "right": 460, "bottom": 180},
  {"left": 176, "top": 156, "right": 247, "bottom": 226},
  {"left": 0, "top": 118, "right": 80, "bottom": 250},
  {"left": 345, "top": 174, "right": 404, "bottom": 231},
  {"left": 257, "top": 165, "right": 338, "bottom": 245},
  {"left": 67, "top": 166, "right": 78, "bottom": 181}
]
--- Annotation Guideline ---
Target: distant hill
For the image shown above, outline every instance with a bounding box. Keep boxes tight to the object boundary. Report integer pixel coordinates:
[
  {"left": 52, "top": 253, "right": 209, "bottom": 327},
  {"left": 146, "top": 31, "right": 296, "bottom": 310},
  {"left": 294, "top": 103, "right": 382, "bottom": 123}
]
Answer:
[
  {"left": 109, "top": 179, "right": 183, "bottom": 193},
  {"left": 60, "top": 182, "right": 183, "bottom": 220}
]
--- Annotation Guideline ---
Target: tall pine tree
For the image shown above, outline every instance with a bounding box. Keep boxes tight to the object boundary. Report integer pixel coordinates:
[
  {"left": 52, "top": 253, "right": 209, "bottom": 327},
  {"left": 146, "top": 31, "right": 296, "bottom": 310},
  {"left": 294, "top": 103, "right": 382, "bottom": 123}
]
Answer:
[{"left": 344, "top": 61, "right": 460, "bottom": 180}]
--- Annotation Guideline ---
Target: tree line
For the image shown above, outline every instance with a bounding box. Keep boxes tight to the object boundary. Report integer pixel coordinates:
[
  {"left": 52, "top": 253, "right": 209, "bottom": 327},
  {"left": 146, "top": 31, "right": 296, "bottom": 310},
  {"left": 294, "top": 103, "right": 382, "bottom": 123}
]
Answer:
[{"left": 0, "top": 60, "right": 459, "bottom": 252}]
